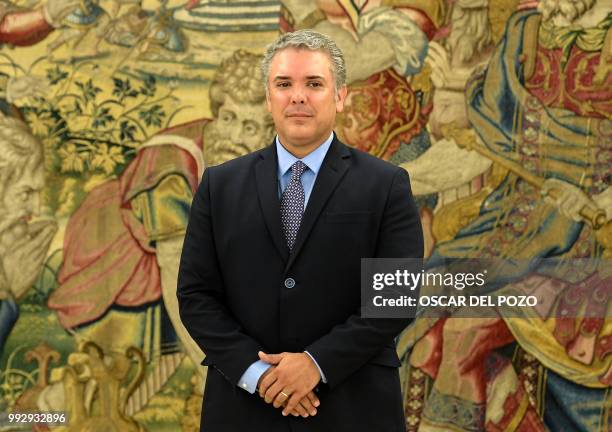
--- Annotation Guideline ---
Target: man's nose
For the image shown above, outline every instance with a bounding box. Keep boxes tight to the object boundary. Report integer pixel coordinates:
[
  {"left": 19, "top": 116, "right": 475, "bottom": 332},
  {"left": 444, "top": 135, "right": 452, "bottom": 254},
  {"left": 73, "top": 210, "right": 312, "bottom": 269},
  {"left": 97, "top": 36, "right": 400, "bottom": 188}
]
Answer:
[
  {"left": 290, "top": 87, "right": 306, "bottom": 104},
  {"left": 27, "top": 194, "right": 41, "bottom": 218},
  {"left": 230, "top": 127, "right": 244, "bottom": 144}
]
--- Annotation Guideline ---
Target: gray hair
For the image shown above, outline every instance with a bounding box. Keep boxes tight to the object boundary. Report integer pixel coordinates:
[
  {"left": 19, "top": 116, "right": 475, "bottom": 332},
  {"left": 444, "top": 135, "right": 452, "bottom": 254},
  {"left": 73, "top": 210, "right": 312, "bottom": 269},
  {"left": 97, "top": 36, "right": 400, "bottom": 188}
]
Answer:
[{"left": 261, "top": 29, "right": 346, "bottom": 92}]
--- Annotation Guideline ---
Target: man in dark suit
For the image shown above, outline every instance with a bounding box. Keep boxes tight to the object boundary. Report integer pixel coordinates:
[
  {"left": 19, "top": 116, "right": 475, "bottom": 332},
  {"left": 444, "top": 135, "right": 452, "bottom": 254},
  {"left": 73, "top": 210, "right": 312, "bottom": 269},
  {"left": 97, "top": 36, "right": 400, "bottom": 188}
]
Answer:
[{"left": 177, "top": 29, "right": 423, "bottom": 431}]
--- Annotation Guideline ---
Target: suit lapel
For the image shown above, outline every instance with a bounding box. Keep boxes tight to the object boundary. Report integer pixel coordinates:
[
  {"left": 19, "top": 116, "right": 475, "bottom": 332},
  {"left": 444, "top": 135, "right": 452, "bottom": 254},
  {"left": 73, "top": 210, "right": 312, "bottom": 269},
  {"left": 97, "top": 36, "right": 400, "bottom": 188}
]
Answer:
[
  {"left": 285, "top": 137, "right": 351, "bottom": 272},
  {"left": 255, "top": 144, "right": 289, "bottom": 263}
]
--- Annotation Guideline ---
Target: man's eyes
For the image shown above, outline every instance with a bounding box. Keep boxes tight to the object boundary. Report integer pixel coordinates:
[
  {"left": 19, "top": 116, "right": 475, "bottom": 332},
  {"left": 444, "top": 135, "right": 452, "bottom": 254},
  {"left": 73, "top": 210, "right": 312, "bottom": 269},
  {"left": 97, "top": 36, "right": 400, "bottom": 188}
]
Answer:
[
  {"left": 243, "top": 120, "right": 259, "bottom": 135},
  {"left": 274, "top": 82, "right": 322, "bottom": 88},
  {"left": 16, "top": 190, "right": 30, "bottom": 202},
  {"left": 220, "top": 112, "right": 236, "bottom": 122}
]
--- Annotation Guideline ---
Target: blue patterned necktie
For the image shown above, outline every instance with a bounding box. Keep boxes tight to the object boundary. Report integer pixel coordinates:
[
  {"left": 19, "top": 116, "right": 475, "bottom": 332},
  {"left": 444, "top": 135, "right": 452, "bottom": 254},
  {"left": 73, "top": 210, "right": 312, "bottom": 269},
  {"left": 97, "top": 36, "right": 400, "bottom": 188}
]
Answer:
[{"left": 281, "top": 160, "right": 308, "bottom": 251}]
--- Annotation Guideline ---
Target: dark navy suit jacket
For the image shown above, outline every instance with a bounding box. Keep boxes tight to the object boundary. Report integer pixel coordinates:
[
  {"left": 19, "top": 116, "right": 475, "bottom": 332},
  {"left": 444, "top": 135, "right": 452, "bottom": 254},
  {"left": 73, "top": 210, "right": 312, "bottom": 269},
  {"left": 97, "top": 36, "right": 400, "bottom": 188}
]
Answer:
[{"left": 177, "top": 136, "right": 423, "bottom": 431}]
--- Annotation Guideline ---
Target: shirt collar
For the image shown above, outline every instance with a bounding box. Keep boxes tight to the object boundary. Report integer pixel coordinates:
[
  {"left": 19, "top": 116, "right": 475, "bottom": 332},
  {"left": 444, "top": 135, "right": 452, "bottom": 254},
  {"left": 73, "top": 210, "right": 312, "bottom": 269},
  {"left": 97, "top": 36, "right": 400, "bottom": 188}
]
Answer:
[{"left": 276, "top": 132, "right": 334, "bottom": 177}]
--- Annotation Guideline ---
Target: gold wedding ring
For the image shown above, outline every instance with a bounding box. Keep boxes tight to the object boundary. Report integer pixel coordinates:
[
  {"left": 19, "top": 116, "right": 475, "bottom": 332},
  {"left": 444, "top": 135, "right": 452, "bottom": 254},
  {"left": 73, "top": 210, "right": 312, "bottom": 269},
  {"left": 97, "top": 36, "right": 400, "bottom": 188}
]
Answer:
[{"left": 280, "top": 391, "right": 289, "bottom": 399}]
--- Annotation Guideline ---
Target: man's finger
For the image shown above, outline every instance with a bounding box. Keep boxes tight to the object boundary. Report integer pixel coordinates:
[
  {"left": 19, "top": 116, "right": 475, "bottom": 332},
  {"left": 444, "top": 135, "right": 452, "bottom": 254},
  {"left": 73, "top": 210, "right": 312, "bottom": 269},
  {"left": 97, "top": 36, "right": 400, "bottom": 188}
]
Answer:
[
  {"left": 27, "top": 220, "right": 58, "bottom": 236},
  {"left": 22, "top": 231, "right": 54, "bottom": 255},
  {"left": 29, "top": 249, "right": 48, "bottom": 264},
  {"left": 427, "top": 46, "right": 446, "bottom": 62},
  {"left": 425, "top": 51, "right": 445, "bottom": 67},
  {"left": 568, "top": 201, "right": 585, "bottom": 222},
  {"left": 297, "top": 395, "right": 317, "bottom": 416},
  {"left": 540, "top": 182, "right": 555, "bottom": 195},
  {"left": 30, "top": 226, "right": 57, "bottom": 245},
  {"left": 558, "top": 194, "right": 576, "bottom": 219},
  {"left": 271, "top": 387, "right": 290, "bottom": 408},
  {"left": 306, "top": 391, "right": 320, "bottom": 408},
  {"left": 258, "top": 351, "right": 285, "bottom": 364},
  {"left": 543, "top": 196, "right": 558, "bottom": 209},
  {"left": 282, "top": 392, "right": 304, "bottom": 416},
  {"left": 258, "top": 370, "right": 277, "bottom": 398},
  {"left": 264, "top": 380, "right": 285, "bottom": 404},
  {"left": 290, "top": 399, "right": 310, "bottom": 418},
  {"left": 427, "top": 41, "right": 446, "bottom": 56}
]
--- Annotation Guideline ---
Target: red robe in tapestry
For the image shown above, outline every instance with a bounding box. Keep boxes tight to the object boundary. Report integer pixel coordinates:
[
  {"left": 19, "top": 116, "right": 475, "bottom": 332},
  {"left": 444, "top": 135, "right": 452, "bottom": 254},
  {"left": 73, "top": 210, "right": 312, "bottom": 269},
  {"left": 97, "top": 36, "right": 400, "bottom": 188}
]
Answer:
[
  {"left": 0, "top": 1, "right": 53, "bottom": 46},
  {"left": 49, "top": 119, "right": 208, "bottom": 329}
]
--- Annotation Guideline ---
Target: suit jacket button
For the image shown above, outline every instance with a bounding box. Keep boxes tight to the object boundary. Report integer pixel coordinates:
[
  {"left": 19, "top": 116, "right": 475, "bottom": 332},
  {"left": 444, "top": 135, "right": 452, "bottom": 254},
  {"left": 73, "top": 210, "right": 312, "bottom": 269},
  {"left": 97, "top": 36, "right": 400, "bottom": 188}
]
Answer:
[{"left": 284, "top": 278, "right": 296, "bottom": 289}]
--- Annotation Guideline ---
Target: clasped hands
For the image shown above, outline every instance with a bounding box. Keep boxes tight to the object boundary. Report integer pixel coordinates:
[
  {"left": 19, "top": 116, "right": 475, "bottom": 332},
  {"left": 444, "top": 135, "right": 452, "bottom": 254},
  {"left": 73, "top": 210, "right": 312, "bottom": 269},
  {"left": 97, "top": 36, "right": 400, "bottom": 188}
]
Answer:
[{"left": 256, "top": 351, "right": 321, "bottom": 418}]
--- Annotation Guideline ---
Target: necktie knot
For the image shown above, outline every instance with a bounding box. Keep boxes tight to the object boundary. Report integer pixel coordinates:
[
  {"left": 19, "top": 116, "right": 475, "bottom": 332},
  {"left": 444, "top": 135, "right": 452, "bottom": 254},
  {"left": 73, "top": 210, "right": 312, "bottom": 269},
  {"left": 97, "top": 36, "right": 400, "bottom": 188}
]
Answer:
[{"left": 290, "top": 160, "right": 307, "bottom": 178}]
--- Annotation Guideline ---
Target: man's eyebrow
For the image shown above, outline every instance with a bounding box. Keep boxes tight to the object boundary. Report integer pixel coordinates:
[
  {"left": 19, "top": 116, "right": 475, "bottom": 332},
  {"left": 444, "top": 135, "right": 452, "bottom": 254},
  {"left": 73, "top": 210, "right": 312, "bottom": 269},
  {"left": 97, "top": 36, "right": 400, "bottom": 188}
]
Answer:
[{"left": 272, "top": 75, "right": 326, "bottom": 80}]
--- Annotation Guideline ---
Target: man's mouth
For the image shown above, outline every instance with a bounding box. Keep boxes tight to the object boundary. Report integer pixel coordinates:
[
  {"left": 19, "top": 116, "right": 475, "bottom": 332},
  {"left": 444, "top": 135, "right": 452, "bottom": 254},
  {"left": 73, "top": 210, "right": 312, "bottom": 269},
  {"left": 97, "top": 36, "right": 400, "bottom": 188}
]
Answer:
[{"left": 286, "top": 112, "right": 313, "bottom": 118}]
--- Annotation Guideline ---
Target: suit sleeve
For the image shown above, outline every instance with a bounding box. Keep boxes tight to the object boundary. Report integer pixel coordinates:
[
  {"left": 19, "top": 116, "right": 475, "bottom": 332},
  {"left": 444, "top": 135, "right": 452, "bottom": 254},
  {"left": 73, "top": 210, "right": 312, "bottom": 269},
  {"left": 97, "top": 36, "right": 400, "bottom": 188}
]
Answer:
[
  {"left": 177, "top": 168, "right": 264, "bottom": 386},
  {"left": 305, "top": 168, "right": 423, "bottom": 389}
]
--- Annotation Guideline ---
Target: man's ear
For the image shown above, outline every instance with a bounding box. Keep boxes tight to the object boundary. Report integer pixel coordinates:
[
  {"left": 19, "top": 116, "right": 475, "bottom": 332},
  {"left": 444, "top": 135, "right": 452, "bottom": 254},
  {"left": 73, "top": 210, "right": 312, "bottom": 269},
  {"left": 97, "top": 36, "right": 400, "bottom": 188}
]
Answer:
[
  {"left": 265, "top": 87, "right": 272, "bottom": 112},
  {"left": 265, "top": 123, "right": 275, "bottom": 142},
  {"left": 335, "top": 85, "right": 348, "bottom": 112}
]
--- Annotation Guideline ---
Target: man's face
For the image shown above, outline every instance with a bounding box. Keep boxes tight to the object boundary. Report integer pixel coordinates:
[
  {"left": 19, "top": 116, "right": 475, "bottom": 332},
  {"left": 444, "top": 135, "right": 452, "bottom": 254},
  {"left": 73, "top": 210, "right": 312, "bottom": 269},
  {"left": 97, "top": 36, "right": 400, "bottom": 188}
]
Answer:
[
  {"left": 204, "top": 95, "right": 273, "bottom": 166},
  {"left": 266, "top": 48, "right": 347, "bottom": 151},
  {"left": 1, "top": 161, "right": 44, "bottom": 230}
]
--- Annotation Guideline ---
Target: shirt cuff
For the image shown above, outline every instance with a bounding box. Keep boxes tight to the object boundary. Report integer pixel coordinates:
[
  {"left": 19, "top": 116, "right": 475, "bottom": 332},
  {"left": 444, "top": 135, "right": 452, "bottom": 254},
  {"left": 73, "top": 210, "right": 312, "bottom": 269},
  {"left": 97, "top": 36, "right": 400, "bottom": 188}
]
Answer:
[
  {"left": 237, "top": 360, "right": 271, "bottom": 394},
  {"left": 304, "top": 350, "right": 327, "bottom": 383}
]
